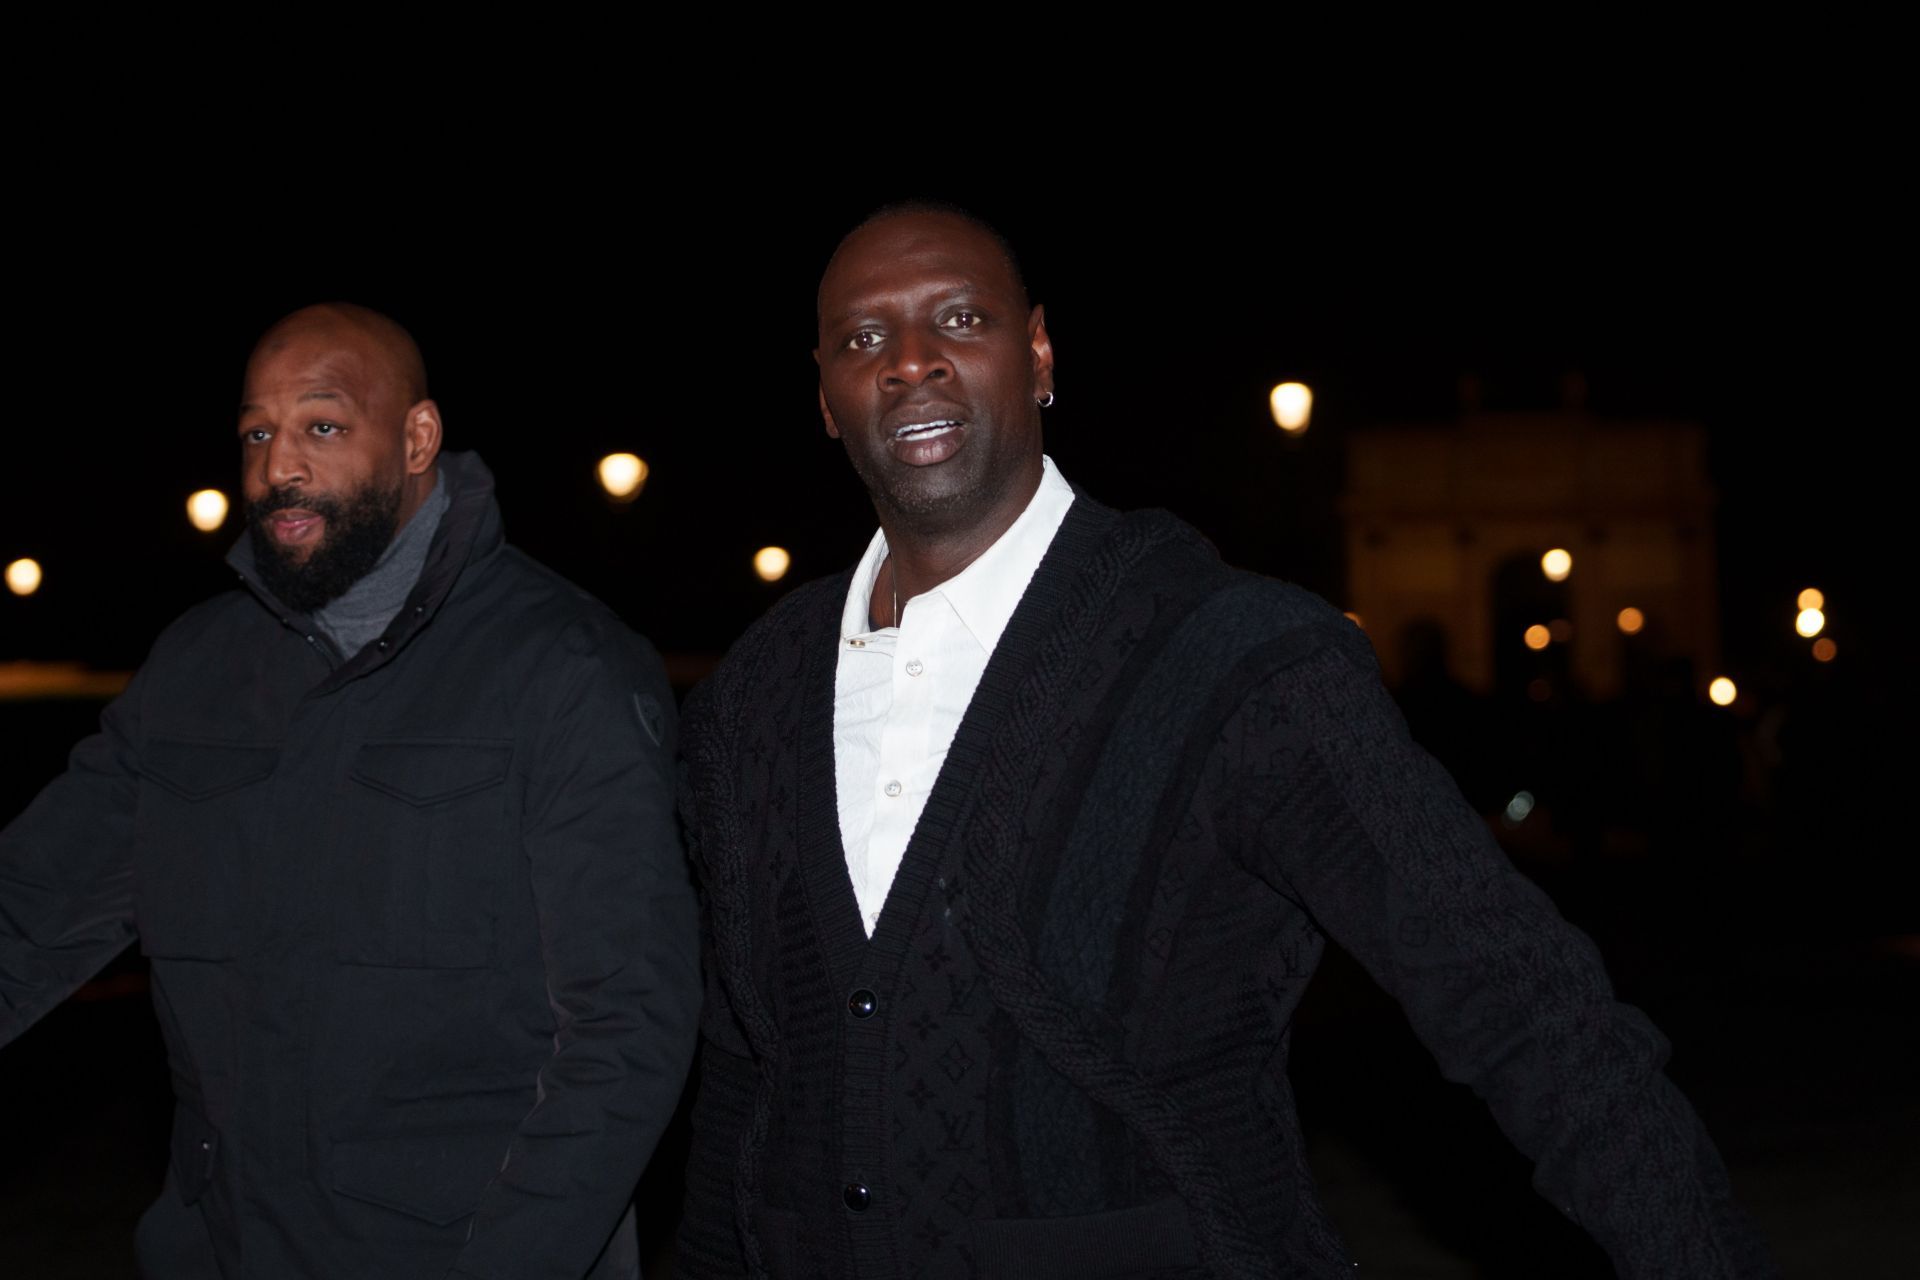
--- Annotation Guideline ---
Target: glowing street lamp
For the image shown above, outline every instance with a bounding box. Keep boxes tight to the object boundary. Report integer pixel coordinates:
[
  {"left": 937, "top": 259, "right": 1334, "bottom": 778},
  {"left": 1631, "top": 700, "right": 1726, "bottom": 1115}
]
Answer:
[
  {"left": 597, "top": 453, "right": 648, "bottom": 502},
  {"left": 1708, "top": 677, "right": 1738, "bottom": 707},
  {"left": 6, "top": 557, "right": 43, "bottom": 597},
  {"left": 1541, "top": 548, "right": 1572, "bottom": 582},
  {"left": 1269, "top": 382, "right": 1312, "bottom": 435},
  {"left": 187, "top": 489, "right": 230, "bottom": 533},
  {"left": 753, "top": 546, "right": 791, "bottom": 582}
]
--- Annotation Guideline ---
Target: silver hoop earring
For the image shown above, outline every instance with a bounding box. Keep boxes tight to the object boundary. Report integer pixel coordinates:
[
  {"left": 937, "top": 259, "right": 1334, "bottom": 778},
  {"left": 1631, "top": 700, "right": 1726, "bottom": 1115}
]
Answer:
[{"left": 1037, "top": 392, "right": 1055, "bottom": 408}]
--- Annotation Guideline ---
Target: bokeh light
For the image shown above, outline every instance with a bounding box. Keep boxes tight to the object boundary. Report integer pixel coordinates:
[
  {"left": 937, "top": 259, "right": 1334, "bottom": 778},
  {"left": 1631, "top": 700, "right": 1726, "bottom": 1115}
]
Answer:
[
  {"left": 1523, "top": 624, "right": 1551, "bottom": 651},
  {"left": 186, "top": 489, "right": 229, "bottom": 533},
  {"left": 5, "top": 558, "right": 43, "bottom": 596},
  {"left": 1794, "top": 607, "right": 1825, "bottom": 638},
  {"left": 1616, "top": 607, "right": 1645, "bottom": 635},
  {"left": 1269, "top": 382, "right": 1313, "bottom": 434},
  {"left": 1812, "top": 637, "right": 1837, "bottom": 663},
  {"left": 1540, "top": 548, "right": 1573, "bottom": 582},
  {"left": 753, "top": 546, "right": 791, "bottom": 582},
  {"left": 1797, "top": 587, "right": 1824, "bottom": 611},
  {"left": 1548, "top": 618, "right": 1574, "bottom": 644},
  {"left": 597, "top": 453, "right": 648, "bottom": 501},
  {"left": 1708, "top": 677, "right": 1738, "bottom": 707}
]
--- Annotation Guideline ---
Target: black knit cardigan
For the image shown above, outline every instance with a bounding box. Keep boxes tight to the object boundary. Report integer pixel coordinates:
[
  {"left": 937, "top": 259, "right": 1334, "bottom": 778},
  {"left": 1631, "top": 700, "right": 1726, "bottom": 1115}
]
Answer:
[{"left": 675, "top": 499, "right": 1773, "bottom": 1280}]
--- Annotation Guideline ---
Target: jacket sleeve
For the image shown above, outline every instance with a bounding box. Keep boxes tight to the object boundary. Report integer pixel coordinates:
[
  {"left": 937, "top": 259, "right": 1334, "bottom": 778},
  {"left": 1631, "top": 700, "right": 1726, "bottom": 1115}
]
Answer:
[
  {"left": 448, "top": 620, "right": 701, "bottom": 1280},
  {"left": 0, "top": 671, "right": 143, "bottom": 1046},
  {"left": 1232, "top": 623, "right": 1776, "bottom": 1279}
]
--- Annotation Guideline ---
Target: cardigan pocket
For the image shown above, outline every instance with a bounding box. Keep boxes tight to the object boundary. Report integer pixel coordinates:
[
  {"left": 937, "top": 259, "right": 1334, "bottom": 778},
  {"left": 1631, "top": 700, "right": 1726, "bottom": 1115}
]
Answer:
[
  {"left": 135, "top": 738, "right": 278, "bottom": 960},
  {"left": 970, "top": 1195, "right": 1201, "bottom": 1278}
]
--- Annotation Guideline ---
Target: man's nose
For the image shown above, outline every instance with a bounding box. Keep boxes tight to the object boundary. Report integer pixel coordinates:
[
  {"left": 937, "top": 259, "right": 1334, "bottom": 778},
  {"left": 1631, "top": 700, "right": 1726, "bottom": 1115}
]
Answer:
[
  {"left": 882, "top": 331, "right": 953, "bottom": 388},
  {"left": 262, "top": 432, "right": 311, "bottom": 490}
]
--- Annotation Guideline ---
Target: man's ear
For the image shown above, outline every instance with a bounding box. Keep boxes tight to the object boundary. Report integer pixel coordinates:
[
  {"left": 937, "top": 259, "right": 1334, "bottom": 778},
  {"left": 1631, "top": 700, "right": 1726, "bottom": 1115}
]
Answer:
[
  {"left": 403, "top": 400, "right": 443, "bottom": 475},
  {"left": 1029, "top": 305, "right": 1055, "bottom": 401},
  {"left": 815, "top": 357, "right": 842, "bottom": 439}
]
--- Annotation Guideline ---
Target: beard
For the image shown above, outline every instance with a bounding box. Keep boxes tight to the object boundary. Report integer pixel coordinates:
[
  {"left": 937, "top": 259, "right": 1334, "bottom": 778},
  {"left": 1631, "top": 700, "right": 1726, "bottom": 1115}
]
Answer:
[{"left": 245, "top": 478, "right": 404, "bottom": 615}]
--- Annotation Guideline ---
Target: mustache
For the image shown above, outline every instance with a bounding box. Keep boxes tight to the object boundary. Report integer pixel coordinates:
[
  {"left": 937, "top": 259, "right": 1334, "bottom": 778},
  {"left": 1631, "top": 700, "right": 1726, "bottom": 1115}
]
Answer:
[{"left": 247, "top": 486, "right": 346, "bottom": 520}]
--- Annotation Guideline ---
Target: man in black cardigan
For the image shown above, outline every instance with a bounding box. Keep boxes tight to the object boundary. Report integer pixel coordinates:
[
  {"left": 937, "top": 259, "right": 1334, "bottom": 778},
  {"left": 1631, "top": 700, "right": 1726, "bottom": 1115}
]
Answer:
[{"left": 674, "top": 205, "right": 1774, "bottom": 1278}]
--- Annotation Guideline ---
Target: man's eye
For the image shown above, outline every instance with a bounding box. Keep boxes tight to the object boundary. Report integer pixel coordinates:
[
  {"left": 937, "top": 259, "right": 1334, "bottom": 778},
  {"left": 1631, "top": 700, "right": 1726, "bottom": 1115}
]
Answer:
[
  {"left": 941, "top": 312, "right": 980, "bottom": 331},
  {"left": 242, "top": 427, "right": 270, "bottom": 444},
  {"left": 847, "top": 330, "right": 881, "bottom": 351},
  {"left": 310, "top": 421, "right": 341, "bottom": 436}
]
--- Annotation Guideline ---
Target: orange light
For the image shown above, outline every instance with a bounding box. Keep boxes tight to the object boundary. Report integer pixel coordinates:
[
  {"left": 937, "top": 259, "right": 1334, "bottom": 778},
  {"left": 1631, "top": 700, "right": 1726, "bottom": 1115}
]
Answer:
[
  {"left": 1541, "top": 548, "right": 1572, "bottom": 582},
  {"left": 1616, "top": 607, "right": 1645, "bottom": 635},
  {"left": 186, "top": 489, "right": 230, "bottom": 532},
  {"left": 1797, "top": 587, "right": 1824, "bottom": 611},
  {"left": 1269, "top": 382, "right": 1313, "bottom": 433},
  {"left": 5, "top": 558, "right": 42, "bottom": 597},
  {"left": 752, "top": 546, "right": 791, "bottom": 582},
  {"left": 597, "top": 453, "right": 648, "bottom": 500},
  {"left": 1343, "top": 611, "right": 1363, "bottom": 629},
  {"left": 1812, "top": 637, "right": 1837, "bottom": 663},
  {"left": 1523, "top": 624, "right": 1551, "bottom": 651}
]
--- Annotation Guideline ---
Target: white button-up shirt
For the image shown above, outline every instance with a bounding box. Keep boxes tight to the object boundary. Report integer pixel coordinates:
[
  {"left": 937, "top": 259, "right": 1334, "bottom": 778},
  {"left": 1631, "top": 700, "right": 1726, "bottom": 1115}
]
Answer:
[{"left": 835, "top": 456, "right": 1077, "bottom": 936}]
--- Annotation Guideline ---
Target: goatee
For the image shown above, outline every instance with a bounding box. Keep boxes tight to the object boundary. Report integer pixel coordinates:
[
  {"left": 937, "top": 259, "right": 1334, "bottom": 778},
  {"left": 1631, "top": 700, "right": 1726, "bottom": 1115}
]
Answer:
[{"left": 246, "top": 479, "right": 404, "bottom": 615}]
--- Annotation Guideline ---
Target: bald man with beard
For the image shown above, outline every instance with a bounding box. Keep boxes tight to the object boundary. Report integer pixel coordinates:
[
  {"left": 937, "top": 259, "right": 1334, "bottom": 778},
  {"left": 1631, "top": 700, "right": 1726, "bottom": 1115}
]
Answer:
[{"left": 0, "top": 305, "right": 700, "bottom": 1279}]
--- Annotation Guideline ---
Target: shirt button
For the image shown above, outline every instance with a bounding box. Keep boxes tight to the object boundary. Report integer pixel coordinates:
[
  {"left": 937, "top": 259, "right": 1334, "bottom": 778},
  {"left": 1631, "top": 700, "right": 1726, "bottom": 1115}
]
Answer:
[
  {"left": 884, "top": 780, "right": 902, "bottom": 797},
  {"left": 848, "top": 989, "right": 877, "bottom": 1019},
  {"left": 905, "top": 658, "right": 924, "bottom": 676},
  {"left": 376, "top": 639, "right": 390, "bottom": 652},
  {"left": 843, "top": 1182, "right": 871, "bottom": 1212}
]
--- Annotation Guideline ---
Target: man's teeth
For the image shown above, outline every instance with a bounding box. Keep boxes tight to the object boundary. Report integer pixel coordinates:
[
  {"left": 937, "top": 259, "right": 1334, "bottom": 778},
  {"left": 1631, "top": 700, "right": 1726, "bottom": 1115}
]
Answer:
[{"left": 894, "top": 420, "right": 960, "bottom": 439}]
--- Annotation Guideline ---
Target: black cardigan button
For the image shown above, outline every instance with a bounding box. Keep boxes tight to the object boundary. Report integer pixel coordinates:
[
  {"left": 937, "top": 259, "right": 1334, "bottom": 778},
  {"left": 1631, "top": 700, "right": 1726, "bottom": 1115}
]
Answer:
[
  {"left": 843, "top": 1182, "right": 870, "bottom": 1212},
  {"left": 848, "top": 989, "right": 877, "bottom": 1019}
]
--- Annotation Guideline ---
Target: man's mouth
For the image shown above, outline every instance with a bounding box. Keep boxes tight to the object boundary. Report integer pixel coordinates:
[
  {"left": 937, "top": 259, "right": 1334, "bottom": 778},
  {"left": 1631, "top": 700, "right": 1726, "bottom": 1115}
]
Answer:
[
  {"left": 267, "top": 509, "right": 324, "bottom": 544},
  {"left": 892, "top": 419, "right": 963, "bottom": 441}
]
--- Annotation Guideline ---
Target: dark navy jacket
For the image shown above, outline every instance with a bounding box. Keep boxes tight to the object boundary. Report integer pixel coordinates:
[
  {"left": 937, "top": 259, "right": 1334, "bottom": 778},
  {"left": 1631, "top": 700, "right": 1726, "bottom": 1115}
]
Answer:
[{"left": 0, "top": 452, "right": 700, "bottom": 1279}]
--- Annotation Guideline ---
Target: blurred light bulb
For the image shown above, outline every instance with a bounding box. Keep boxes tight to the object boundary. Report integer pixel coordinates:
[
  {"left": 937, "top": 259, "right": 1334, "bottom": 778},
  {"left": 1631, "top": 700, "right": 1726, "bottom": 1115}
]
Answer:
[
  {"left": 1794, "top": 607, "right": 1825, "bottom": 638},
  {"left": 1269, "top": 382, "right": 1313, "bottom": 434},
  {"left": 1811, "top": 637, "right": 1837, "bottom": 663},
  {"left": 1708, "top": 677, "right": 1737, "bottom": 707},
  {"left": 6, "top": 558, "right": 42, "bottom": 596},
  {"left": 597, "top": 453, "right": 648, "bottom": 500},
  {"left": 753, "top": 546, "right": 791, "bottom": 582},
  {"left": 186, "top": 489, "right": 229, "bottom": 532},
  {"left": 1523, "top": 624, "right": 1551, "bottom": 651},
  {"left": 1541, "top": 548, "right": 1572, "bottom": 582},
  {"left": 1616, "top": 606, "right": 1645, "bottom": 635},
  {"left": 1797, "top": 587, "right": 1824, "bottom": 611}
]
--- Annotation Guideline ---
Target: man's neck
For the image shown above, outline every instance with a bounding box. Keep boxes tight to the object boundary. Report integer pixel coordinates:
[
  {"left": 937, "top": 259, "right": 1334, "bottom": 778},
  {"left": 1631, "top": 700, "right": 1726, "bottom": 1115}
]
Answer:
[{"left": 867, "top": 462, "right": 1043, "bottom": 630}]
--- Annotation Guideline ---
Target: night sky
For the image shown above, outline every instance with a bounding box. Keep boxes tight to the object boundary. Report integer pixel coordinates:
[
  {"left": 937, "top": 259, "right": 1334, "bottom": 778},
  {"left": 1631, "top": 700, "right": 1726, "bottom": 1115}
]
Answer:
[{"left": 2, "top": 164, "right": 1896, "bottom": 694}]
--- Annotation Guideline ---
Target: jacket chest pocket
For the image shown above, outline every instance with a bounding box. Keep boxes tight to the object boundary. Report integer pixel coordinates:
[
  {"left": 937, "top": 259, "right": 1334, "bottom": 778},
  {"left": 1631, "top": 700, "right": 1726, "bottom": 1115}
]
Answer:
[
  {"left": 135, "top": 739, "right": 279, "bottom": 960},
  {"left": 335, "top": 740, "right": 515, "bottom": 969}
]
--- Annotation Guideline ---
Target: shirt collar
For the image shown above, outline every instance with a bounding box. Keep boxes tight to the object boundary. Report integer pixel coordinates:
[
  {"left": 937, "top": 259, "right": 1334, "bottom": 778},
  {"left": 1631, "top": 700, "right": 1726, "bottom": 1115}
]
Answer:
[{"left": 840, "top": 455, "right": 1077, "bottom": 651}]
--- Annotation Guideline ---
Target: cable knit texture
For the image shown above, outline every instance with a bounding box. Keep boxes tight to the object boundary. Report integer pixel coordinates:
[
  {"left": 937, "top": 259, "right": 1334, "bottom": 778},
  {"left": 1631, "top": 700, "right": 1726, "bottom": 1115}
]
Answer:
[{"left": 676, "top": 498, "right": 1775, "bottom": 1280}]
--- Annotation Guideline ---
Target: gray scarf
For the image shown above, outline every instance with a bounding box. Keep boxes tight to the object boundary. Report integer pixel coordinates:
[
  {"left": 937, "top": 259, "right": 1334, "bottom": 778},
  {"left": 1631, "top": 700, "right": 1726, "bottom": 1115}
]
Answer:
[{"left": 314, "top": 469, "right": 450, "bottom": 658}]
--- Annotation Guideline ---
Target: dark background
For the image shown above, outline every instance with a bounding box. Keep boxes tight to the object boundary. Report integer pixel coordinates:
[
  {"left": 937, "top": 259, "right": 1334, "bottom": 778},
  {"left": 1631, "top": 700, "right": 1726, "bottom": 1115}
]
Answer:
[{"left": 2, "top": 154, "right": 1911, "bottom": 1276}]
